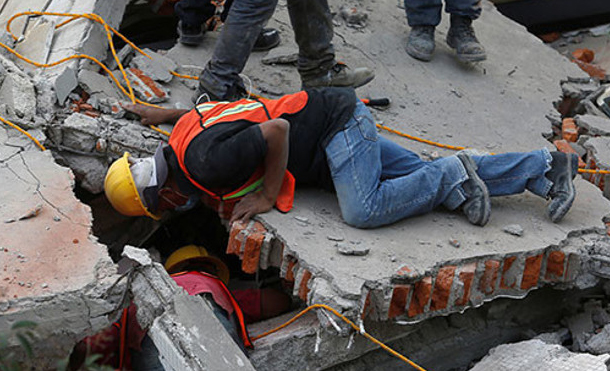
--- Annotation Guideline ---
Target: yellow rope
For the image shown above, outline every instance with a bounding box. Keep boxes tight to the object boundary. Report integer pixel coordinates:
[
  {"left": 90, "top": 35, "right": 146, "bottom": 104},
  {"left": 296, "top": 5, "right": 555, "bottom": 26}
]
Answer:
[
  {"left": 0, "top": 116, "right": 45, "bottom": 151},
  {"left": 252, "top": 303, "right": 427, "bottom": 371}
]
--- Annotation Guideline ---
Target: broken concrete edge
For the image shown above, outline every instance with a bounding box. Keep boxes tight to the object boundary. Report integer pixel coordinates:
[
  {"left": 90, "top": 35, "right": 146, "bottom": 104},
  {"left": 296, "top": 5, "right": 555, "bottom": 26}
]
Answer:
[
  {"left": 224, "top": 219, "right": 610, "bottom": 327},
  {"left": 0, "top": 271, "right": 125, "bottom": 368},
  {"left": 126, "top": 256, "right": 256, "bottom": 371}
]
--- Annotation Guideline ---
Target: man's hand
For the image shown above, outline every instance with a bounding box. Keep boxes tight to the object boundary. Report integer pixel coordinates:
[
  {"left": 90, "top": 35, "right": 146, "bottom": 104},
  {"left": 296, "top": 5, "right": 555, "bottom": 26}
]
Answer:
[
  {"left": 122, "top": 103, "right": 189, "bottom": 126},
  {"left": 230, "top": 192, "right": 274, "bottom": 224}
]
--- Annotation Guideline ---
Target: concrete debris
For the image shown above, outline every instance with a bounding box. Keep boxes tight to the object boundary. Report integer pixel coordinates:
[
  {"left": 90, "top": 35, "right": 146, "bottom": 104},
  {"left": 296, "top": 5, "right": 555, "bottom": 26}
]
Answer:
[
  {"left": 61, "top": 113, "right": 103, "bottom": 152},
  {"left": 449, "top": 239, "right": 460, "bottom": 248},
  {"left": 294, "top": 216, "right": 309, "bottom": 223},
  {"left": 327, "top": 235, "right": 344, "bottom": 242},
  {"left": 336, "top": 241, "right": 370, "bottom": 256},
  {"left": 0, "top": 72, "right": 36, "bottom": 121},
  {"left": 105, "top": 44, "right": 134, "bottom": 71},
  {"left": 502, "top": 224, "right": 524, "bottom": 237},
  {"left": 78, "top": 69, "right": 121, "bottom": 100},
  {"left": 18, "top": 204, "right": 43, "bottom": 220},
  {"left": 575, "top": 114, "right": 610, "bottom": 136},
  {"left": 339, "top": 5, "right": 368, "bottom": 29},
  {"left": 261, "top": 45, "right": 298, "bottom": 65},
  {"left": 122, "top": 245, "right": 153, "bottom": 266},
  {"left": 124, "top": 67, "right": 169, "bottom": 103},
  {"left": 533, "top": 328, "right": 570, "bottom": 345},
  {"left": 589, "top": 24, "right": 610, "bottom": 37},
  {"left": 584, "top": 323, "right": 610, "bottom": 355},
  {"left": 131, "top": 48, "right": 177, "bottom": 83},
  {"left": 174, "top": 65, "right": 203, "bottom": 89},
  {"left": 471, "top": 339, "right": 610, "bottom": 371},
  {"left": 53, "top": 66, "right": 78, "bottom": 105},
  {"left": 59, "top": 154, "right": 108, "bottom": 194},
  {"left": 566, "top": 311, "right": 595, "bottom": 351}
]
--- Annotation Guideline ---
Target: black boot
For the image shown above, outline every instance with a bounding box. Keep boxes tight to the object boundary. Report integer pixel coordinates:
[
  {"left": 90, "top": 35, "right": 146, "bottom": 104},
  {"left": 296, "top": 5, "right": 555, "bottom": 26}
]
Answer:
[
  {"left": 458, "top": 153, "right": 491, "bottom": 226},
  {"left": 546, "top": 152, "right": 578, "bottom": 223},
  {"left": 406, "top": 25, "right": 435, "bottom": 62},
  {"left": 253, "top": 28, "right": 281, "bottom": 52},
  {"left": 446, "top": 15, "right": 486, "bottom": 62},
  {"left": 177, "top": 21, "right": 205, "bottom": 46}
]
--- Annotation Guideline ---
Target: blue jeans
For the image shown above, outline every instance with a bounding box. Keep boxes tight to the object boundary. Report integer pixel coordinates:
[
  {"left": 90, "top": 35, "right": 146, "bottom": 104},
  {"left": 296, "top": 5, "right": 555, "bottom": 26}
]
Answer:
[
  {"left": 325, "top": 102, "right": 553, "bottom": 228},
  {"left": 199, "top": 0, "right": 335, "bottom": 99},
  {"left": 404, "top": 0, "right": 481, "bottom": 27}
]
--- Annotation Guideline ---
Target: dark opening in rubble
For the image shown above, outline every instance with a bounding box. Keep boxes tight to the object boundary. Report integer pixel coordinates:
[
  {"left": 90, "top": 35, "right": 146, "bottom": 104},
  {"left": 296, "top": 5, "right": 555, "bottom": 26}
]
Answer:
[{"left": 113, "top": 1, "right": 178, "bottom": 51}]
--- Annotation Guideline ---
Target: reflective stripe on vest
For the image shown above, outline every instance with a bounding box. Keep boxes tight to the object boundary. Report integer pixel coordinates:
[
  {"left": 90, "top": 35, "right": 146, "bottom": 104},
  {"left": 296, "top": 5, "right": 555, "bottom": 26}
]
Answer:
[{"left": 169, "top": 92, "right": 307, "bottom": 211}]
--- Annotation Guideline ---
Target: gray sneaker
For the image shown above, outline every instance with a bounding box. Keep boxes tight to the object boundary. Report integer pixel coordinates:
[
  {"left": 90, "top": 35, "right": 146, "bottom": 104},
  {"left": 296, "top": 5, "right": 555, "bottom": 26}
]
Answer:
[
  {"left": 546, "top": 152, "right": 578, "bottom": 223},
  {"left": 406, "top": 25, "right": 435, "bottom": 62},
  {"left": 301, "top": 62, "right": 375, "bottom": 89},
  {"left": 457, "top": 153, "right": 491, "bottom": 226},
  {"left": 446, "top": 15, "right": 486, "bottom": 63}
]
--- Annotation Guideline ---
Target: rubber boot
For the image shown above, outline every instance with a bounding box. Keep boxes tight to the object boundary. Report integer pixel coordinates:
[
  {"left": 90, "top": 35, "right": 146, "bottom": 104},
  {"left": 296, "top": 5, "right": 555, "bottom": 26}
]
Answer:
[
  {"left": 446, "top": 15, "right": 486, "bottom": 62},
  {"left": 458, "top": 153, "right": 491, "bottom": 226},
  {"left": 546, "top": 152, "right": 578, "bottom": 223},
  {"left": 406, "top": 25, "right": 435, "bottom": 62}
]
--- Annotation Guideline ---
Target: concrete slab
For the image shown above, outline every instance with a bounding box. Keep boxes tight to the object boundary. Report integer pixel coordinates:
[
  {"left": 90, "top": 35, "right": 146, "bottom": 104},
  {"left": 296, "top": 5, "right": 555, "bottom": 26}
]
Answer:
[
  {"left": 0, "top": 137, "right": 121, "bottom": 367},
  {"left": 471, "top": 339, "right": 610, "bottom": 371}
]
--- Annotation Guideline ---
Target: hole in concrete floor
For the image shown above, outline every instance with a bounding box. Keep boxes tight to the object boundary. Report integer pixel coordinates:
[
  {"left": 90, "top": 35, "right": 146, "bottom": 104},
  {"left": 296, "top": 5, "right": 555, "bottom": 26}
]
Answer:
[{"left": 114, "top": 1, "right": 179, "bottom": 51}]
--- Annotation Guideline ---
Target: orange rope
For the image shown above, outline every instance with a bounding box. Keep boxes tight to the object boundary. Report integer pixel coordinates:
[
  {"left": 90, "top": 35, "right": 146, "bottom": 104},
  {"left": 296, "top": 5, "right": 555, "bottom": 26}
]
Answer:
[
  {"left": 252, "top": 304, "right": 427, "bottom": 371},
  {"left": 0, "top": 116, "right": 45, "bottom": 151}
]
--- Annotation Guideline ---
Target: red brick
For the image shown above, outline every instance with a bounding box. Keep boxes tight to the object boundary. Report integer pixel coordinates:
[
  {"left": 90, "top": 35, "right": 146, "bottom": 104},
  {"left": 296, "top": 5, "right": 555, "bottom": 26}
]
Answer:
[
  {"left": 241, "top": 232, "right": 265, "bottom": 274},
  {"left": 361, "top": 291, "right": 373, "bottom": 320},
  {"left": 553, "top": 139, "right": 586, "bottom": 168},
  {"left": 500, "top": 256, "right": 517, "bottom": 289},
  {"left": 572, "top": 48, "right": 595, "bottom": 63},
  {"left": 455, "top": 263, "right": 476, "bottom": 306},
  {"left": 562, "top": 118, "right": 579, "bottom": 142},
  {"left": 408, "top": 277, "right": 432, "bottom": 317},
  {"left": 538, "top": 32, "right": 560, "bottom": 43},
  {"left": 545, "top": 251, "right": 566, "bottom": 281},
  {"left": 298, "top": 270, "right": 312, "bottom": 301},
  {"left": 226, "top": 221, "right": 247, "bottom": 255},
  {"left": 573, "top": 59, "right": 607, "bottom": 79},
  {"left": 606, "top": 222, "right": 610, "bottom": 237},
  {"left": 129, "top": 68, "right": 168, "bottom": 99},
  {"left": 285, "top": 260, "right": 296, "bottom": 282},
  {"left": 388, "top": 285, "right": 411, "bottom": 319},
  {"left": 430, "top": 266, "right": 456, "bottom": 311},
  {"left": 521, "top": 254, "right": 543, "bottom": 290},
  {"left": 479, "top": 260, "right": 500, "bottom": 295}
]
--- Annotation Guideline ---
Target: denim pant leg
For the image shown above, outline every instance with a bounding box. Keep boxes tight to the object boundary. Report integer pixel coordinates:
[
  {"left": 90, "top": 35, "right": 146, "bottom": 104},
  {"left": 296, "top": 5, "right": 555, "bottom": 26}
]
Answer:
[
  {"left": 404, "top": 0, "right": 443, "bottom": 27},
  {"left": 445, "top": 0, "right": 482, "bottom": 20},
  {"left": 287, "top": 0, "right": 335, "bottom": 79},
  {"left": 199, "top": 0, "right": 277, "bottom": 99},
  {"left": 379, "top": 136, "right": 427, "bottom": 179},
  {"left": 175, "top": 0, "right": 217, "bottom": 27},
  {"left": 472, "top": 149, "right": 553, "bottom": 198},
  {"left": 325, "top": 102, "right": 469, "bottom": 228}
]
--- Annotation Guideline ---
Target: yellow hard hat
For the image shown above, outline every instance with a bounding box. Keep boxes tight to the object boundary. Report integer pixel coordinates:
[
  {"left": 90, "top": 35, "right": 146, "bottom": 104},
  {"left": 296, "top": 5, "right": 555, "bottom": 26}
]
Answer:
[
  {"left": 104, "top": 152, "right": 160, "bottom": 220},
  {"left": 165, "top": 245, "right": 230, "bottom": 284}
]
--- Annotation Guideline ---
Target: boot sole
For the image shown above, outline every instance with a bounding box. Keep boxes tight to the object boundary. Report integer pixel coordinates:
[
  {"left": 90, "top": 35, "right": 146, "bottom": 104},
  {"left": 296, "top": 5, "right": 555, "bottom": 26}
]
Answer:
[
  {"left": 458, "top": 154, "right": 491, "bottom": 226},
  {"left": 446, "top": 38, "right": 486, "bottom": 63},
  {"left": 406, "top": 43, "right": 433, "bottom": 62}
]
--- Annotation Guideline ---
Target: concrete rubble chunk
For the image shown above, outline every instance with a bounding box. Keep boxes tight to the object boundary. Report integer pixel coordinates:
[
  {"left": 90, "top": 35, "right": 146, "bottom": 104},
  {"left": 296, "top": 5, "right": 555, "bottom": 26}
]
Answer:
[
  {"left": 54, "top": 66, "right": 78, "bottom": 105},
  {"left": 59, "top": 153, "right": 108, "bottom": 194},
  {"left": 105, "top": 44, "right": 134, "bottom": 71},
  {"left": 470, "top": 339, "right": 610, "bottom": 371},
  {"left": 533, "top": 328, "right": 570, "bottom": 345},
  {"left": 0, "top": 72, "right": 36, "bottom": 120},
  {"left": 566, "top": 311, "right": 595, "bottom": 351},
  {"left": 131, "top": 48, "right": 177, "bottom": 83},
  {"left": 78, "top": 69, "right": 121, "bottom": 99},
  {"left": 502, "top": 224, "right": 524, "bottom": 237},
  {"left": 336, "top": 241, "right": 370, "bottom": 256},
  {"left": 122, "top": 245, "right": 152, "bottom": 266},
  {"left": 575, "top": 114, "right": 610, "bottom": 136},
  {"left": 585, "top": 323, "right": 610, "bottom": 355},
  {"left": 61, "top": 113, "right": 102, "bottom": 152}
]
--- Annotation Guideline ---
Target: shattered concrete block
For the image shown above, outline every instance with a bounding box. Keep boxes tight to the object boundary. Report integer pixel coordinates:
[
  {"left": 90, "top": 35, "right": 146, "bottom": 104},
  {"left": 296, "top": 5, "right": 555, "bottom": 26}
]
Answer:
[
  {"left": 575, "top": 114, "right": 610, "bottom": 136},
  {"left": 14, "top": 19, "right": 55, "bottom": 71},
  {"left": 131, "top": 48, "right": 177, "bottom": 83},
  {"left": 124, "top": 68, "right": 169, "bottom": 103},
  {"left": 105, "top": 44, "right": 134, "bottom": 71},
  {"left": 585, "top": 323, "right": 610, "bottom": 355},
  {"left": 78, "top": 69, "right": 121, "bottom": 100},
  {"left": 96, "top": 96, "right": 126, "bottom": 118},
  {"left": 567, "top": 311, "right": 595, "bottom": 351},
  {"left": 174, "top": 65, "right": 203, "bottom": 90},
  {"left": 471, "top": 339, "right": 610, "bottom": 371},
  {"left": 0, "top": 72, "right": 36, "bottom": 120},
  {"left": 60, "top": 154, "right": 108, "bottom": 194},
  {"left": 561, "top": 80, "right": 601, "bottom": 99},
  {"left": 53, "top": 66, "right": 78, "bottom": 105},
  {"left": 62, "top": 113, "right": 102, "bottom": 152}
]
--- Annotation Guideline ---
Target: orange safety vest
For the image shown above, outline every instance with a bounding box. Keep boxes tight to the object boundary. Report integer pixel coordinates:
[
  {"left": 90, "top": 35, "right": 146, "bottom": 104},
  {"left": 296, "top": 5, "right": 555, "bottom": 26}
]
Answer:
[
  {"left": 169, "top": 92, "right": 309, "bottom": 213},
  {"left": 171, "top": 271, "right": 253, "bottom": 348}
]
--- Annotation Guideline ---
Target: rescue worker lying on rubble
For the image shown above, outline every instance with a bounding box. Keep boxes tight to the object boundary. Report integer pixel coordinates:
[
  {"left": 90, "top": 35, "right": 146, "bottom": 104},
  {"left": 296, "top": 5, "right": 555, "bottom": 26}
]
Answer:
[{"left": 104, "top": 87, "right": 578, "bottom": 228}]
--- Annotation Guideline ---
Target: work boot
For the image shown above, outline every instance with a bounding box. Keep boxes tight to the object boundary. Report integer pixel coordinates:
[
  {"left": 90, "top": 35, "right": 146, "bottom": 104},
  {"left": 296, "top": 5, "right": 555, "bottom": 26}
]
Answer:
[
  {"left": 177, "top": 21, "right": 205, "bottom": 46},
  {"left": 253, "top": 28, "right": 281, "bottom": 52},
  {"left": 301, "top": 62, "right": 375, "bottom": 89},
  {"left": 446, "top": 15, "right": 487, "bottom": 63},
  {"left": 457, "top": 153, "right": 491, "bottom": 226},
  {"left": 546, "top": 152, "right": 578, "bottom": 223},
  {"left": 406, "top": 25, "right": 435, "bottom": 62},
  {"left": 192, "top": 80, "right": 250, "bottom": 104}
]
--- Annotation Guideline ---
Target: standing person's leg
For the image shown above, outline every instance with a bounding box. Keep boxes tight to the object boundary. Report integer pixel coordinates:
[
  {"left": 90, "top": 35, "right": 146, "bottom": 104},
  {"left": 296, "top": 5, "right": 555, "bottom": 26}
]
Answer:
[
  {"left": 288, "top": 0, "right": 374, "bottom": 89},
  {"left": 404, "top": 0, "right": 442, "bottom": 61},
  {"left": 175, "top": 0, "right": 217, "bottom": 46},
  {"left": 445, "top": 0, "right": 486, "bottom": 62},
  {"left": 195, "top": 0, "right": 278, "bottom": 101},
  {"left": 326, "top": 102, "right": 473, "bottom": 228}
]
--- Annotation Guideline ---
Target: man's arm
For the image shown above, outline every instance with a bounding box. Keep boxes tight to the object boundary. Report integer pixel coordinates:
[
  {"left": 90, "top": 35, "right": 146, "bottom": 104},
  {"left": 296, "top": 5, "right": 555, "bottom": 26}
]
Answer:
[
  {"left": 122, "top": 104, "right": 189, "bottom": 126},
  {"left": 230, "top": 118, "right": 289, "bottom": 223}
]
